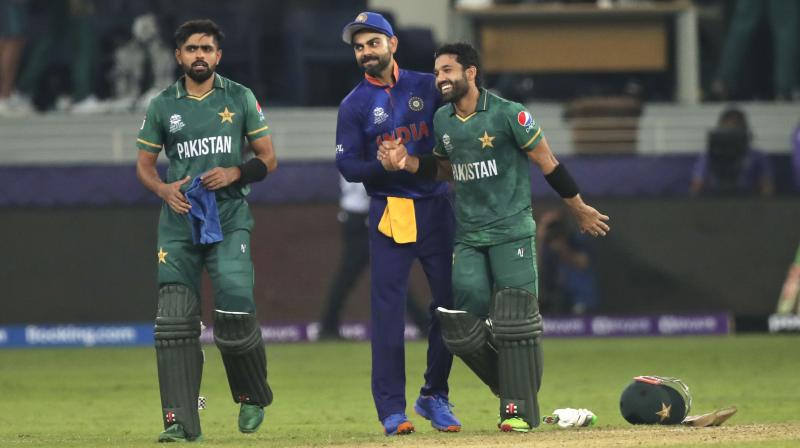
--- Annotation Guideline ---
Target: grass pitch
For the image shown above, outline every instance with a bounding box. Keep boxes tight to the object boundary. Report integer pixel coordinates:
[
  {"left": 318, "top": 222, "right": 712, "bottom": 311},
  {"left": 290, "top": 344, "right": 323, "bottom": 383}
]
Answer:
[{"left": 0, "top": 335, "right": 798, "bottom": 447}]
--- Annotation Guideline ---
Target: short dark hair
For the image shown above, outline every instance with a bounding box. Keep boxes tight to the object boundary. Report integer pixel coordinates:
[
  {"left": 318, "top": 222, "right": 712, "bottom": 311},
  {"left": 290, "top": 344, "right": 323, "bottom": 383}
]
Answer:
[
  {"left": 718, "top": 106, "right": 749, "bottom": 131},
  {"left": 435, "top": 42, "right": 482, "bottom": 87},
  {"left": 174, "top": 19, "right": 225, "bottom": 49}
]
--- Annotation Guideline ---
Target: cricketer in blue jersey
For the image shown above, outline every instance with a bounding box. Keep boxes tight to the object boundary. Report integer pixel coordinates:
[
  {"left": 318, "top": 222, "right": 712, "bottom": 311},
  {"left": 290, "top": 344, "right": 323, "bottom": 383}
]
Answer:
[{"left": 336, "top": 12, "right": 460, "bottom": 436}]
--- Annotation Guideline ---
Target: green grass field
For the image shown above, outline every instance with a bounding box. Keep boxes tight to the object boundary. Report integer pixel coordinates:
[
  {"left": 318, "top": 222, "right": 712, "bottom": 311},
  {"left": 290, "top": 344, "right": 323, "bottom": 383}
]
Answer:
[{"left": 1, "top": 335, "right": 798, "bottom": 447}]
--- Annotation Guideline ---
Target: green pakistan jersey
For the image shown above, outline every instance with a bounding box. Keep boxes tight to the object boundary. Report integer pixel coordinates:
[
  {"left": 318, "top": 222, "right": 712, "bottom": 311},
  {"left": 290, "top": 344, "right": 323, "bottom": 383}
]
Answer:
[
  {"left": 433, "top": 88, "right": 544, "bottom": 246},
  {"left": 136, "top": 74, "right": 271, "bottom": 200}
]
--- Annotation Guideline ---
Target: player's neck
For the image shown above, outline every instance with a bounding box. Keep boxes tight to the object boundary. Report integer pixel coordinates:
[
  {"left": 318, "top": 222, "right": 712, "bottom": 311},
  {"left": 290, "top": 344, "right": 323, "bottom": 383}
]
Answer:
[
  {"left": 184, "top": 74, "right": 216, "bottom": 97},
  {"left": 374, "top": 61, "right": 396, "bottom": 86},
  {"left": 454, "top": 85, "right": 481, "bottom": 117}
]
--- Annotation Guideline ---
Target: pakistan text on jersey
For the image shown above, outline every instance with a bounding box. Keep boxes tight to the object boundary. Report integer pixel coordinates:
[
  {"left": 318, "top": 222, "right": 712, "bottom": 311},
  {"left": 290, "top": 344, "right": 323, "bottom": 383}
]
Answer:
[
  {"left": 452, "top": 159, "right": 499, "bottom": 182},
  {"left": 176, "top": 136, "right": 233, "bottom": 160}
]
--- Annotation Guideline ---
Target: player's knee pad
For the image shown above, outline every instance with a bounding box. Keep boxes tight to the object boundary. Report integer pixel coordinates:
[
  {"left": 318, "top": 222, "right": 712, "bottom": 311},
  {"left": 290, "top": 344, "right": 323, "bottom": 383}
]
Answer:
[
  {"left": 213, "top": 311, "right": 273, "bottom": 407},
  {"left": 154, "top": 284, "right": 203, "bottom": 438},
  {"left": 490, "top": 287, "right": 543, "bottom": 428},
  {"left": 437, "top": 307, "right": 500, "bottom": 396}
]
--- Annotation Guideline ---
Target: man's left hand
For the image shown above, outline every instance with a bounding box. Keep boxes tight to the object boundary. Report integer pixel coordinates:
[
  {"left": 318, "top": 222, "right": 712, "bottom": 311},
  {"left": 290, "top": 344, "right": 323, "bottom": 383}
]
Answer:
[
  {"left": 201, "top": 167, "right": 241, "bottom": 190},
  {"left": 567, "top": 202, "right": 610, "bottom": 237}
]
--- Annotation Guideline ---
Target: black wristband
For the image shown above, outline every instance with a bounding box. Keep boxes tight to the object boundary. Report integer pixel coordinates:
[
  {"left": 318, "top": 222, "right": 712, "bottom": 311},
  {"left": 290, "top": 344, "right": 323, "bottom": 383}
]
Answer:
[
  {"left": 545, "top": 163, "right": 579, "bottom": 198},
  {"left": 415, "top": 154, "right": 438, "bottom": 181},
  {"left": 238, "top": 158, "right": 268, "bottom": 184}
]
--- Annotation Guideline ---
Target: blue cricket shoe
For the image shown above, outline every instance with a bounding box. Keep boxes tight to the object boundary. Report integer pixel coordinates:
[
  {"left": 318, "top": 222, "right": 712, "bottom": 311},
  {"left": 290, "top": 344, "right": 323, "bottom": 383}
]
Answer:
[
  {"left": 414, "top": 394, "right": 461, "bottom": 432},
  {"left": 382, "top": 413, "right": 415, "bottom": 436}
]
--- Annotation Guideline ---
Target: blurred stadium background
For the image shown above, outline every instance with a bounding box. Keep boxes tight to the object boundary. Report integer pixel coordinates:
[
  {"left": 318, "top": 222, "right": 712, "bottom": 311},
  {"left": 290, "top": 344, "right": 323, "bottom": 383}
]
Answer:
[{"left": 1, "top": 0, "right": 800, "bottom": 348}]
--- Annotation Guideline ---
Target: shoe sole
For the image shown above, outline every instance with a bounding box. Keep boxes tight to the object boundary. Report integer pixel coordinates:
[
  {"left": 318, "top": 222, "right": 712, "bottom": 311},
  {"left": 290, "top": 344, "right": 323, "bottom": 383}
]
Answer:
[
  {"left": 385, "top": 421, "right": 415, "bottom": 435},
  {"left": 499, "top": 422, "right": 531, "bottom": 433},
  {"left": 414, "top": 405, "right": 461, "bottom": 432}
]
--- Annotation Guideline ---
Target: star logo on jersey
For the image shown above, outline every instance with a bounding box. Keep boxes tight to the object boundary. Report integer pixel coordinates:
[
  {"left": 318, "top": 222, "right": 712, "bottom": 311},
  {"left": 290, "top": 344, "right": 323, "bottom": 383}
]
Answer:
[
  {"left": 656, "top": 402, "right": 672, "bottom": 422},
  {"left": 157, "top": 247, "right": 168, "bottom": 264},
  {"left": 478, "top": 131, "right": 495, "bottom": 149},
  {"left": 218, "top": 107, "right": 235, "bottom": 124}
]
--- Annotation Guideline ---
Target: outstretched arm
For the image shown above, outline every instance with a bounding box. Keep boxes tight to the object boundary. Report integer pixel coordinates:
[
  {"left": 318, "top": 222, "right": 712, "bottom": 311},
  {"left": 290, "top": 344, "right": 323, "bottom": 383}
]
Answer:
[{"left": 527, "top": 137, "right": 610, "bottom": 237}]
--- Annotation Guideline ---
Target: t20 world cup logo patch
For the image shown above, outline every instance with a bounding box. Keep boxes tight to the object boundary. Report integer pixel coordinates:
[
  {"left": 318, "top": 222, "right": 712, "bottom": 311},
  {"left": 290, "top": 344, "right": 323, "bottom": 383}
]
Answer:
[
  {"left": 373, "top": 107, "right": 389, "bottom": 125},
  {"left": 169, "top": 114, "right": 186, "bottom": 134}
]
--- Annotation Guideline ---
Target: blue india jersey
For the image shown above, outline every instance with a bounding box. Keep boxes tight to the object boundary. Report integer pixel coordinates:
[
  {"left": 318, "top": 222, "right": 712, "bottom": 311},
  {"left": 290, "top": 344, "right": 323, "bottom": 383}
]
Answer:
[{"left": 335, "top": 65, "right": 448, "bottom": 199}]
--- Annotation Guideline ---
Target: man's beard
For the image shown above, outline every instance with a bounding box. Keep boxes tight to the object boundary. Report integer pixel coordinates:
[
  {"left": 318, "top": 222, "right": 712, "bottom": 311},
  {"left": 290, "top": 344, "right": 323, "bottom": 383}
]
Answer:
[
  {"left": 183, "top": 61, "right": 215, "bottom": 83},
  {"left": 439, "top": 74, "right": 469, "bottom": 103},
  {"left": 360, "top": 52, "right": 391, "bottom": 77}
]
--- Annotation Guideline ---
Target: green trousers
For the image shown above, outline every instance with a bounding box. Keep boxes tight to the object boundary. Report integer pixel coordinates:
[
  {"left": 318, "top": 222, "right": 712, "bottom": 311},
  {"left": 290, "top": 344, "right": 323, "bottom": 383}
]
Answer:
[
  {"left": 452, "top": 236, "right": 538, "bottom": 317},
  {"left": 156, "top": 198, "right": 256, "bottom": 313}
]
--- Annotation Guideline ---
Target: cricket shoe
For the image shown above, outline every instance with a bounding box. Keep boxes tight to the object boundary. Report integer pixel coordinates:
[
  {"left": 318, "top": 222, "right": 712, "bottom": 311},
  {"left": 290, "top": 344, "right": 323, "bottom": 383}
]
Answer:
[
  {"left": 414, "top": 394, "right": 461, "bottom": 432},
  {"left": 382, "top": 413, "right": 415, "bottom": 436},
  {"left": 499, "top": 417, "right": 531, "bottom": 433},
  {"left": 238, "top": 403, "right": 265, "bottom": 433},
  {"left": 158, "top": 423, "right": 203, "bottom": 442}
]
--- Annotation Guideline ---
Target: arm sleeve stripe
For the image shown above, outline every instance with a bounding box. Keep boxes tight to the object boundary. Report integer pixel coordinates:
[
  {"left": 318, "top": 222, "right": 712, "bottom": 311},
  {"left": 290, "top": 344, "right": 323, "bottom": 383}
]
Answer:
[
  {"left": 520, "top": 128, "right": 542, "bottom": 149},
  {"left": 137, "top": 138, "right": 162, "bottom": 148},
  {"left": 247, "top": 125, "right": 269, "bottom": 136}
]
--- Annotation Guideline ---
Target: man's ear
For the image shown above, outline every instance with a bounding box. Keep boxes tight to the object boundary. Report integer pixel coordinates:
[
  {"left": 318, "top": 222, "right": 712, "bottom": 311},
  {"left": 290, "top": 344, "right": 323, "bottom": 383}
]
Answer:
[
  {"left": 466, "top": 66, "right": 477, "bottom": 83},
  {"left": 389, "top": 35, "right": 398, "bottom": 54}
]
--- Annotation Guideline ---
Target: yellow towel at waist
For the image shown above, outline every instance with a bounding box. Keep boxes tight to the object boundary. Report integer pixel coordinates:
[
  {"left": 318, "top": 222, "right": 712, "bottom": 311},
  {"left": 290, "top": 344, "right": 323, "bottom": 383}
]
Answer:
[{"left": 377, "top": 197, "right": 417, "bottom": 244}]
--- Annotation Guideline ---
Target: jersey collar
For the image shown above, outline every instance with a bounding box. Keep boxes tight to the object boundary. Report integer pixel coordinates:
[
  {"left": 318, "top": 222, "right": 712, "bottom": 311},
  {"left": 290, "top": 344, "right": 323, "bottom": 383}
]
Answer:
[
  {"left": 449, "top": 87, "right": 489, "bottom": 121},
  {"left": 175, "top": 74, "right": 225, "bottom": 100},
  {"left": 364, "top": 62, "right": 401, "bottom": 88}
]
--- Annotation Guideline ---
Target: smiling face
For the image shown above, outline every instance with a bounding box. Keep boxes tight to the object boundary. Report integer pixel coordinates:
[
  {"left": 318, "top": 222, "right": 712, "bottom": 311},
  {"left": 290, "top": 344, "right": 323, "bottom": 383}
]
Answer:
[
  {"left": 434, "top": 54, "right": 473, "bottom": 103},
  {"left": 351, "top": 31, "right": 396, "bottom": 78},
  {"left": 175, "top": 33, "right": 221, "bottom": 83}
]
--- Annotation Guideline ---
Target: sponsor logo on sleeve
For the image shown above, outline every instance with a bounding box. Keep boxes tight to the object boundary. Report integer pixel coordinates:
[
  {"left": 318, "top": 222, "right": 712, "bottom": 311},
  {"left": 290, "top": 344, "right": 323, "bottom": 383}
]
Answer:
[
  {"left": 256, "top": 101, "right": 265, "bottom": 121},
  {"left": 517, "top": 110, "right": 536, "bottom": 133}
]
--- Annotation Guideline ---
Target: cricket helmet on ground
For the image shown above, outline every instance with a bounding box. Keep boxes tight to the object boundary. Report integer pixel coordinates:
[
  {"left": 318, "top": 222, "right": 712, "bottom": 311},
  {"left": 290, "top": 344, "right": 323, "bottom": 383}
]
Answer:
[{"left": 619, "top": 376, "right": 692, "bottom": 425}]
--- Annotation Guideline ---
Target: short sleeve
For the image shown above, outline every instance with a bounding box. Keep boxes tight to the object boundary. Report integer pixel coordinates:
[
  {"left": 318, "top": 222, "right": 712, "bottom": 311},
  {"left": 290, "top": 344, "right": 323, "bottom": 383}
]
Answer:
[
  {"left": 432, "top": 111, "right": 448, "bottom": 159},
  {"left": 243, "top": 89, "right": 270, "bottom": 142},
  {"left": 136, "top": 100, "right": 164, "bottom": 153},
  {"left": 506, "top": 102, "right": 543, "bottom": 152}
]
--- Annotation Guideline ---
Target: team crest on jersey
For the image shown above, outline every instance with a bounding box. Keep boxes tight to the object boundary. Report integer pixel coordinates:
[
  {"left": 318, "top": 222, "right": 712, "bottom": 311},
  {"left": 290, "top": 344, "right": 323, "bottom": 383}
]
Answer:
[
  {"left": 442, "top": 133, "right": 454, "bottom": 153},
  {"left": 169, "top": 114, "right": 185, "bottom": 133},
  {"left": 256, "top": 101, "right": 265, "bottom": 122},
  {"left": 373, "top": 107, "right": 389, "bottom": 125},
  {"left": 517, "top": 111, "right": 536, "bottom": 133},
  {"left": 408, "top": 96, "right": 424, "bottom": 112}
]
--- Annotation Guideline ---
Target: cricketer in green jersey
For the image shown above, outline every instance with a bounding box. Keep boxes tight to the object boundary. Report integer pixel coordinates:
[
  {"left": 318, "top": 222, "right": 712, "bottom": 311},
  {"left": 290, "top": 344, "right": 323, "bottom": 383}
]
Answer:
[
  {"left": 380, "top": 43, "right": 610, "bottom": 433},
  {"left": 135, "top": 19, "right": 277, "bottom": 442}
]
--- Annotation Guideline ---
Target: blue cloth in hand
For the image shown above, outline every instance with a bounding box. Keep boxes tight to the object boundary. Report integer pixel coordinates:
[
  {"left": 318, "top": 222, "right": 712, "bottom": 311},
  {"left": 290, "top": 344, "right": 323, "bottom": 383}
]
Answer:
[{"left": 185, "top": 176, "right": 223, "bottom": 245}]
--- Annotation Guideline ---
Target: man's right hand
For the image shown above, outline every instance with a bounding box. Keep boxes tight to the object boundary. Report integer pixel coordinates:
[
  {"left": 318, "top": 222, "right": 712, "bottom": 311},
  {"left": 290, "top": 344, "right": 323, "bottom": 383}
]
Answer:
[{"left": 158, "top": 175, "right": 192, "bottom": 214}]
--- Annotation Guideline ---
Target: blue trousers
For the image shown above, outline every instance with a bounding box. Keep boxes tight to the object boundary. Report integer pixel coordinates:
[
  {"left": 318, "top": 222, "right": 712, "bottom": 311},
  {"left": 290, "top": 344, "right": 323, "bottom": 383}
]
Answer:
[{"left": 368, "top": 194, "right": 455, "bottom": 421}]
